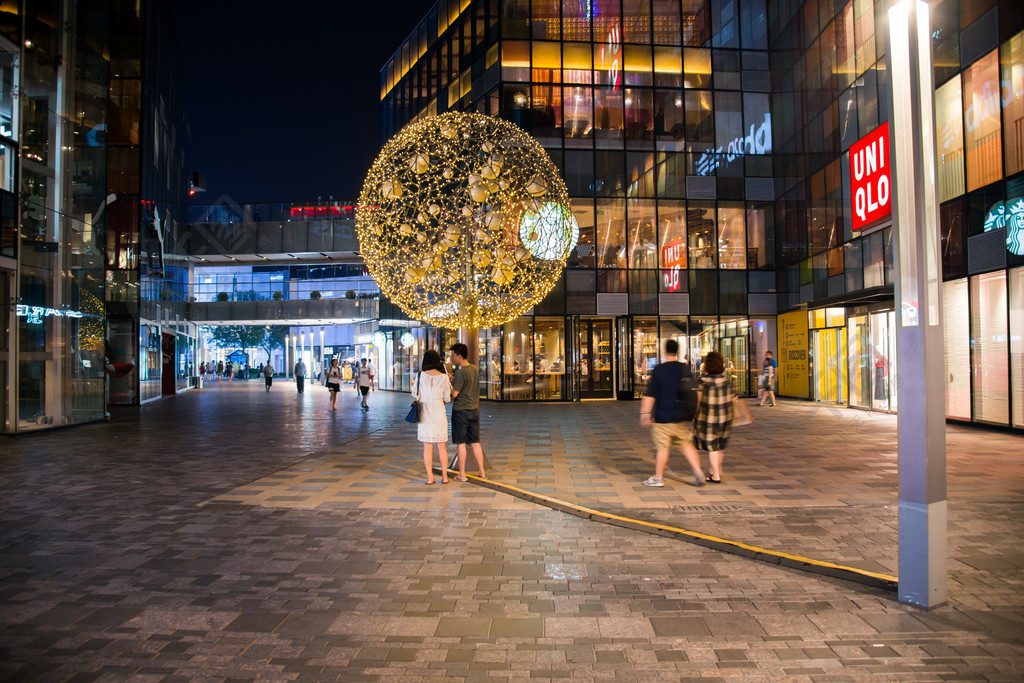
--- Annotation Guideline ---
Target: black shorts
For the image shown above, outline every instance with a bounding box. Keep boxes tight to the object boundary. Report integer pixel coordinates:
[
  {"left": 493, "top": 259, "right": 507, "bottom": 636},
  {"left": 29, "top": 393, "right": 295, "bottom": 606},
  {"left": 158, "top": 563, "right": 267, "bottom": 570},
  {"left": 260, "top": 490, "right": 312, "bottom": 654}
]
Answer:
[
  {"left": 451, "top": 408, "right": 480, "bottom": 444},
  {"left": 359, "top": 386, "right": 369, "bottom": 396},
  {"left": 326, "top": 381, "right": 340, "bottom": 392}
]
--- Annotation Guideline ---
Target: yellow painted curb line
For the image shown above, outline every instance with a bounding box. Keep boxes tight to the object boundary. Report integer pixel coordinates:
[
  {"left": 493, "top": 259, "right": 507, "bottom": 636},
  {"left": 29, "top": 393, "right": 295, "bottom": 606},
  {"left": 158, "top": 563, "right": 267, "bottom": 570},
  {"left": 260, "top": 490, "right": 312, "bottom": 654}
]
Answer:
[{"left": 440, "top": 467, "right": 898, "bottom": 592}]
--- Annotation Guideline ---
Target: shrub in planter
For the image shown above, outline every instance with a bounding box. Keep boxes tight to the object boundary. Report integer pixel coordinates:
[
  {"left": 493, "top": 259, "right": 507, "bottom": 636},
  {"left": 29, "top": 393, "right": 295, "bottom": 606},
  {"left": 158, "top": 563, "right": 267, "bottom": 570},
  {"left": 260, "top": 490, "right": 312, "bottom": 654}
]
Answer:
[
  {"left": 272, "top": 291, "right": 283, "bottom": 300},
  {"left": 216, "top": 292, "right": 229, "bottom": 302},
  {"left": 310, "top": 291, "right": 321, "bottom": 300},
  {"left": 345, "top": 290, "right": 356, "bottom": 299}
]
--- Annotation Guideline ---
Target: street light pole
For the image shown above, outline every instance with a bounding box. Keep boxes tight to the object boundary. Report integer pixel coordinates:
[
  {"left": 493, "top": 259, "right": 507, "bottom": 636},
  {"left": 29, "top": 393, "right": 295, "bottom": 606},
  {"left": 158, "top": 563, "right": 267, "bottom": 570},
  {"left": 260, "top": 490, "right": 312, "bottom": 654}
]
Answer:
[{"left": 886, "top": 0, "right": 947, "bottom": 609}]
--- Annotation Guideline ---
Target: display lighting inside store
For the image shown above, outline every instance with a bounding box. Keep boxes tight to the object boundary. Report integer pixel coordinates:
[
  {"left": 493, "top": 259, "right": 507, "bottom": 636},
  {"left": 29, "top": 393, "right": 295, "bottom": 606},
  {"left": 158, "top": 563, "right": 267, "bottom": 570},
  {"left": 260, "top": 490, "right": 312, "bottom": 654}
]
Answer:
[{"left": 356, "top": 112, "right": 577, "bottom": 329}]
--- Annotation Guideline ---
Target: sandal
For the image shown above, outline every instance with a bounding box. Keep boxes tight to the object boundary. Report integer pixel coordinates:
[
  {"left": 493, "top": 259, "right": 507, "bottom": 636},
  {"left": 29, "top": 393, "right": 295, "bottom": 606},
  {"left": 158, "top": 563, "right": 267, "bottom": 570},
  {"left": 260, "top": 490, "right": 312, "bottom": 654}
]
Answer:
[
  {"left": 455, "top": 475, "right": 468, "bottom": 482},
  {"left": 706, "top": 475, "right": 722, "bottom": 483},
  {"left": 425, "top": 480, "right": 436, "bottom": 485}
]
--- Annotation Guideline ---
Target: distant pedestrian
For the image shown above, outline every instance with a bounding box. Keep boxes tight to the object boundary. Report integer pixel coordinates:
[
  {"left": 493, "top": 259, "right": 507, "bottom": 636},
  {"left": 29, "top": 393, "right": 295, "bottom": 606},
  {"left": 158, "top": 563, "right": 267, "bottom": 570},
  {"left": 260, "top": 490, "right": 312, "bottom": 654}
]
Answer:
[
  {"left": 295, "top": 359, "right": 307, "bottom": 393},
  {"left": 449, "top": 343, "right": 486, "bottom": 481},
  {"left": 366, "top": 359, "right": 375, "bottom": 391},
  {"left": 694, "top": 351, "right": 735, "bottom": 483},
  {"left": 414, "top": 350, "right": 452, "bottom": 485},
  {"left": 217, "top": 360, "right": 224, "bottom": 382},
  {"left": 325, "top": 358, "right": 342, "bottom": 411},
  {"left": 262, "top": 362, "right": 274, "bottom": 391},
  {"left": 758, "top": 351, "right": 778, "bottom": 406},
  {"left": 355, "top": 358, "right": 372, "bottom": 411},
  {"left": 640, "top": 339, "right": 705, "bottom": 488}
]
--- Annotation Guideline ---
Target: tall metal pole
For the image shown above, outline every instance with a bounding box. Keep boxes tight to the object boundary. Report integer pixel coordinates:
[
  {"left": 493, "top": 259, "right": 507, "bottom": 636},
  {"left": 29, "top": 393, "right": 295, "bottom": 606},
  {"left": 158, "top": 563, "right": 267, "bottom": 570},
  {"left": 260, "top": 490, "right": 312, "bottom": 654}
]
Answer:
[{"left": 886, "top": 0, "right": 947, "bottom": 608}]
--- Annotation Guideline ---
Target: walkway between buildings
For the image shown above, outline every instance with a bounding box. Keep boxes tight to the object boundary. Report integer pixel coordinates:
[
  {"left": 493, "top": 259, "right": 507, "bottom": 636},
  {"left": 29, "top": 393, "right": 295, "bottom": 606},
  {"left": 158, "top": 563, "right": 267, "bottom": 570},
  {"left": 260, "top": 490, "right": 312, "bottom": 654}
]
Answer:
[{"left": 1, "top": 381, "right": 1022, "bottom": 679}]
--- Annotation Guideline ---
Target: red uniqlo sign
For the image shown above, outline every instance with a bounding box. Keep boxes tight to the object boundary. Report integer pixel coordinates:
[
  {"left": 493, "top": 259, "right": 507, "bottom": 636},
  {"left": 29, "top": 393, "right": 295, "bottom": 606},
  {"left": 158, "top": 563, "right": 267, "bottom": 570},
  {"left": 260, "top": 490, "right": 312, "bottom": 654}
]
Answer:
[{"left": 849, "top": 121, "right": 891, "bottom": 231}]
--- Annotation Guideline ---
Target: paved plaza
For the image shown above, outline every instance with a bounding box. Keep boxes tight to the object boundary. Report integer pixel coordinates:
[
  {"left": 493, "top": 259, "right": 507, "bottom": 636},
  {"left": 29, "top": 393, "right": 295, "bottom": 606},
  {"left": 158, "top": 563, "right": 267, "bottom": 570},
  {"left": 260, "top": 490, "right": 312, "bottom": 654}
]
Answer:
[{"left": 1, "top": 379, "right": 1023, "bottom": 680}]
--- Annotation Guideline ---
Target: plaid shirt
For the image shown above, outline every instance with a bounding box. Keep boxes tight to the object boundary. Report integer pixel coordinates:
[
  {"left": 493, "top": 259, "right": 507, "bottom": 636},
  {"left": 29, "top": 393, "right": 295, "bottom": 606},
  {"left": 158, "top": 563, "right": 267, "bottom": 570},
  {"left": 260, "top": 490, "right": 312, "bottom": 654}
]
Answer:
[{"left": 692, "top": 374, "right": 734, "bottom": 451}]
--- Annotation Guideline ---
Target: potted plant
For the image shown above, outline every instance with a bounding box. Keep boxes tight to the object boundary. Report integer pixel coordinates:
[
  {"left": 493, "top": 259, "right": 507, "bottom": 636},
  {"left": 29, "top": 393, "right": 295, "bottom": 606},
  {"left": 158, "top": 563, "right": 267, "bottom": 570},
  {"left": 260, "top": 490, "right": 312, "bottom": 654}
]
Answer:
[
  {"left": 272, "top": 291, "right": 283, "bottom": 300},
  {"left": 216, "top": 292, "right": 229, "bottom": 302},
  {"left": 345, "top": 290, "right": 356, "bottom": 299},
  {"left": 310, "top": 290, "right": 321, "bottom": 300}
]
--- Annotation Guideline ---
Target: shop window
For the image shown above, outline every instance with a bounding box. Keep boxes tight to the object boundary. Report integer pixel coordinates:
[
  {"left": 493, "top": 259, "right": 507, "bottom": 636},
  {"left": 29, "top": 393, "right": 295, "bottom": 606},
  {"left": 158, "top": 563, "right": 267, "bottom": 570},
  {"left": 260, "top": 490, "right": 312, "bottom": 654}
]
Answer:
[
  {"left": 594, "top": 87, "right": 625, "bottom": 147},
  {"left": 655, "top": 152, "right": 687, "bottom": 197},
  {"left": 563, "top": 86, "right": 594, "bottom": 142},
  {"left": 683, "top": 47, "right": 712, "bottom": 88},
  {"left": 718, "top": 204, "right": 746, "bottom": 269},
  {"left": 943, "top": 278, "right": 971, "bottom": 419},
  {"left": 653, "top": 90, "right": 685, "bottom": 148},
  {"left": 935, "top": 76, "right": 966, "bottom": 202},
  {"left": 533, "top": 318, "right": 566, "bottom": 399},
  {"left": 530, "top": 0, "right": 561, "bottom": 40},
  {"left": 688, "top": 203, "right": 716, "bottom": 268},
  {"left": 629, "top": 270, "right": 659, "bottom": 313},
  {"left": 501, "top": 40, "right": 530, "bottom": 81},
  {"left": 971, "top": 270, "right": 1009, "bottom": 424},
  {"left": 653, "top": 0, "right": 682, "bottom": 45},
  {"left": 627, "top": 151, "right": 656, "bottom": 197},
  {"left": 624, "top": 87, "right": 654, "bottom": 142},
  {"left": 1001, "top": 31, "right": 1024, "bottom": 178},
  {"left": 659, "top": 200, "right": 687, "bottom": 281},
  {"left": 595, "top": 151, "right": 625, "bottom": 198},
  {"left": 653, "top": 46, "right": 682, "bottom": 86},
  {"left": 681, "top": 0, "right": 711, "bottom": 47},
  {"left": 627, "top": 198, "right": 657, "bottom": 267},
  {"left": 568, "top": 198, "right": 596, "bottom": 269},
  {"left": 503, "top": 317, "right": 534, "bottom": 400},
  {"left": 597, "top": 269, "right": 627, "bottom": 292},
  {"left": 561, "top": 0, "right": 591, "bottom": 41},
  {"left": 632, "top": 317, "right": 659, "bottom": 397},
  {"left": 562, "top": 42, "right": 593, "bottom": 83},
  {"left": 746, "top": 204, "right": 774, "bottom": 269},
  {"left": 624, "top": 45, "right": 653, "bottom": 85},
  {"left": 531, "top": 85, "right": 562, "bottom": 146},
  {"left": 532, "top": 41, "right": 561, "bottom": 82},
  {"left": 689, "top": 316, "right": 719, "bottom": 364},
  {"left": 685, "top": 90, "right": 715, "bottom": 147},
  {"left": 596, "top": 198, "right": 626, "bottom": 268},
  {"left": 940, "top": 199, "right": 967, "bottom": 279},
  {"left": 1010, "top": 267, "right": 1024, "bottom": 428},
  {"left": 963, "top": 51, "right": 1003, "bottom": 192}
]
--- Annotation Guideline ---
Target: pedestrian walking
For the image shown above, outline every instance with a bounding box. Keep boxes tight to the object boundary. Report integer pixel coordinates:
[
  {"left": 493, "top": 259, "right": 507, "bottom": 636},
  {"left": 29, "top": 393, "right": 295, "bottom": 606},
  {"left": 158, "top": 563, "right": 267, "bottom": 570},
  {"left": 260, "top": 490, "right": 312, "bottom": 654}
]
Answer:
[
  {"left": 448, "top": 343, "right": 486, "bottom": 481},
  {"left": 414, "top": 350, "right": 452, "bottom": 485},
  {"left": 325, "top": 358, "right": 343, "bottom": 411},
  {"left": 262, "top": 362, "right": 274, "bottom": 391},
  {"left": 295, "top": 358, "right": 307, "bottom": 394},
  {"left": 355, "top": 358, "right": 372, "bottom": 411},
  {"left": 216, "top": 360, "right": 224, "bottom": 381},
  {"left": 366, "top": 359, "right": 375, "bottom": 391},
  {"left": 693, "top": 351, "right": 735, "bottom": 483},
  {"left": 640, "top": 339, "right": 705, "bottom": 488},
  {"left": 758, "top": 351, "right": 778, "bottom": 406}
]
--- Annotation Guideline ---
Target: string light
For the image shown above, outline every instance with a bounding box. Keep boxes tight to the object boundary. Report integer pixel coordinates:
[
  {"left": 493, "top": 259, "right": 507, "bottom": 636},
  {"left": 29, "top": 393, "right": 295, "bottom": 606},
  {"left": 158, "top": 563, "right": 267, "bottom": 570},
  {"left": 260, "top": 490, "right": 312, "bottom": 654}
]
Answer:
[{"left": 356, "top": 112, "right": 578, "bottom": 329}]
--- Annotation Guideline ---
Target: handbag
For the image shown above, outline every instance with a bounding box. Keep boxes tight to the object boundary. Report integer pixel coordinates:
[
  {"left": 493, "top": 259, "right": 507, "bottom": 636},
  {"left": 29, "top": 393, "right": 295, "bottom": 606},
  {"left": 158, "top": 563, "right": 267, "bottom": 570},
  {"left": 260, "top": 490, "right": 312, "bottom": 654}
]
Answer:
[
  {"left": 405, "top": 372, "right": 422, "bottom": 423},
  {"left": 732, "top": 396, "right": 754, "bottom": 427}
]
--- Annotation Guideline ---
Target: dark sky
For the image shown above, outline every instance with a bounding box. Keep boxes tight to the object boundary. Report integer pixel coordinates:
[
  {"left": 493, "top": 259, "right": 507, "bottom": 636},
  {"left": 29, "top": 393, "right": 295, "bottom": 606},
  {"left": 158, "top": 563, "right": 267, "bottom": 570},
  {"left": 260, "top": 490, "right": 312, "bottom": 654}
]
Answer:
[{"left": 178, "top": 1, "right": 436, "bottom": 204}]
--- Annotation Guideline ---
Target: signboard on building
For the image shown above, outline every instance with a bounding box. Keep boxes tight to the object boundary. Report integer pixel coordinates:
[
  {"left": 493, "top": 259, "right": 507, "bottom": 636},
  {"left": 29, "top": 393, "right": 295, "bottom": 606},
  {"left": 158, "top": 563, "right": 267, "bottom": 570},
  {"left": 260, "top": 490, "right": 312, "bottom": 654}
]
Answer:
[
  {"left": 661, "top": 239, "right": 684, "bottom": 292},
  {"left": 850, "top": 121, "right": 891, "bottom": 231},
  {"left": 778, "top": 310, "right": 809, "bottom": 398}
]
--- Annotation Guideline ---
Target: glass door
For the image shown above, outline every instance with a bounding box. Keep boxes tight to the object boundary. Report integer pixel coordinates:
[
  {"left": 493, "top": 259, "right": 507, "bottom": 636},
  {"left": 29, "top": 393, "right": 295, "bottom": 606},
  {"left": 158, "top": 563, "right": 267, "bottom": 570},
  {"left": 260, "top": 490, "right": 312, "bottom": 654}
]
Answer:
[
  {"left": 718, "top": 319, "right": 750, "bottom": 396},
  {"left": 616, "top": 316, "right": 633, "bottom": 399},
  {"left": 813, "top": 328, "right": 847, "bottom": 404},
  {"left": 579, "top": 318, "right": 614, "bottom": 398}
]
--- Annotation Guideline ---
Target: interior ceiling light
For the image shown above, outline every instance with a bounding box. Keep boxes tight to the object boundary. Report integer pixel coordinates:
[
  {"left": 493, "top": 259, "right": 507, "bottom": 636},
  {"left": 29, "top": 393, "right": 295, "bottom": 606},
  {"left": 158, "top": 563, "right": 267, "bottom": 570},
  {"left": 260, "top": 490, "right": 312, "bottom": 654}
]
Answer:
[{"left": 356, "top": 111, "right": 577, "bottom": 329}]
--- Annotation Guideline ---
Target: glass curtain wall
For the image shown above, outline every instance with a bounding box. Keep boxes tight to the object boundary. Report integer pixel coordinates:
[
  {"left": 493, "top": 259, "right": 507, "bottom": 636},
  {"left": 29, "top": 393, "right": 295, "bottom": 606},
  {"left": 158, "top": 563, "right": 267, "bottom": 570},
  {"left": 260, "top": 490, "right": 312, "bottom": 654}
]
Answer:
[
  {"left": 1010, "top": 267, "right": 1024, "bottom": 428},
  {"left": 971, "top": 271, "right": 1009, "bottom": 425},
  {"left": 943, "top": 279, "right": 971, "bottom": 420}
]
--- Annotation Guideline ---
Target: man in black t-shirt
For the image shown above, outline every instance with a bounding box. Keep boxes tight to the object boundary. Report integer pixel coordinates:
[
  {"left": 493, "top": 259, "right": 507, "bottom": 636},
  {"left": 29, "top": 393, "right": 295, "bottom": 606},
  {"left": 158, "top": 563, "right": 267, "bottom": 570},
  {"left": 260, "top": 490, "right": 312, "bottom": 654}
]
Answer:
[{"left": 639, "top": 339, "right": 705, "bottom": 488}]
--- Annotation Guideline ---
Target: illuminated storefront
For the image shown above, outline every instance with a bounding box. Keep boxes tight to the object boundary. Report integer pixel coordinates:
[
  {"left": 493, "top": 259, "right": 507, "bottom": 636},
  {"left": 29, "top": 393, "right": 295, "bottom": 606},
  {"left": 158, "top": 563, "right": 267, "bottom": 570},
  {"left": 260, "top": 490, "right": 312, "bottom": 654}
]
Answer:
[{"left": 377, "top": 0, "right": 1023, "bottom": 423}]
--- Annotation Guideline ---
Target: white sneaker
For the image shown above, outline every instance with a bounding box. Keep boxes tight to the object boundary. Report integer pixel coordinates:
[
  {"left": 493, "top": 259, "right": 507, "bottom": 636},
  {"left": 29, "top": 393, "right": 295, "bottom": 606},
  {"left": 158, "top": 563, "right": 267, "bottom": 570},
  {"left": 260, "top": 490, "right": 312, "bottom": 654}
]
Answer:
[{"left": 642, "top": 476, "right": 664, "bottom": 487}]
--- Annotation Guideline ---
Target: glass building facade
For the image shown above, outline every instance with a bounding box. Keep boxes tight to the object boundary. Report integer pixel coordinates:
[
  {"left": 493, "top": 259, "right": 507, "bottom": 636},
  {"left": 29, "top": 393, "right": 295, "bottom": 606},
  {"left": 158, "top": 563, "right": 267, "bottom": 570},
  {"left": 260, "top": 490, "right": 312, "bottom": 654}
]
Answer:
[
  {"left": 1, "top": 0, "right": 191, "bottom": 433},
  {"left": 379, "top": 0, "right": 1024, "bottom": 428}
]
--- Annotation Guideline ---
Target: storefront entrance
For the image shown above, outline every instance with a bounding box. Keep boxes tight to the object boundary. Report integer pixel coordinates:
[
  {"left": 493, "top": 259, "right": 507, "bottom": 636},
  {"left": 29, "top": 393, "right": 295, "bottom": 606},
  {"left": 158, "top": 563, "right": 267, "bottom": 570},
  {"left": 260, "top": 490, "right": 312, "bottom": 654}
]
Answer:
[
  {"left": 848, "top": 309, "right": 898, "bottom": 412},
  {"left": 577, "top": 318, "right": 613, "bottom": 398},
  {"left": 812, "top": 327, "right": 847, "bottom": 404}
]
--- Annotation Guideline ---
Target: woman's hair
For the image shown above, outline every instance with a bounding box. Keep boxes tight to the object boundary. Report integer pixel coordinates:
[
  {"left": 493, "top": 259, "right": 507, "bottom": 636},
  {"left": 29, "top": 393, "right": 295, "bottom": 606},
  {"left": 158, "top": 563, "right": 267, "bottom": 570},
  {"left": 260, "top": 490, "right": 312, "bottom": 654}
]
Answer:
[
  {"left": 704, "top": 351, "right": 725, "bottom": 375},
  {"left": 421, "top": 349, "right": 444, "bottom": 372}
]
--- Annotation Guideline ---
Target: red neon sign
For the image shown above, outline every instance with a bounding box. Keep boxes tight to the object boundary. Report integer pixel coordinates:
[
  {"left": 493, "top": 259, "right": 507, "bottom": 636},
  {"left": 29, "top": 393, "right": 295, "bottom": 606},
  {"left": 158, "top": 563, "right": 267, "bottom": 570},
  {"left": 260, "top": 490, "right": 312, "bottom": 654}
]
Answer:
[
  {"left": 289, "top": 206, "right": 343, "bottom": 219},
  {"left": 849, "top": 121, "right": 891, "bottom": 231},
  {"left": 661, "top": 239, "right": 684, "bottom": 292}
]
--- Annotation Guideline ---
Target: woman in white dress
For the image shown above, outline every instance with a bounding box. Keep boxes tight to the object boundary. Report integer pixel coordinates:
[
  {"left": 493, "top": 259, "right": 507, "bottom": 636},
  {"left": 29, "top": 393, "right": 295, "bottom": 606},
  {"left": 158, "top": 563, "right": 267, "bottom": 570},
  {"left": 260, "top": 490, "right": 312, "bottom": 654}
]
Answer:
[{"left": 414, "top": 350, "right": 452, "bottom": 484}]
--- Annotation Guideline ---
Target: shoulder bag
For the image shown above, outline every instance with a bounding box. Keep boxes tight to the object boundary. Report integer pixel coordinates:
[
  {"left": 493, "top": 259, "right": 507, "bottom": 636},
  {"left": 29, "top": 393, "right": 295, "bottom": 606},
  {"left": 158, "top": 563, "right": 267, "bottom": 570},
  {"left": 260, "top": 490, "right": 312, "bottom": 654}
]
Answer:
[{"left": 405, "top": 372, "right": 423, "bottom": 423}]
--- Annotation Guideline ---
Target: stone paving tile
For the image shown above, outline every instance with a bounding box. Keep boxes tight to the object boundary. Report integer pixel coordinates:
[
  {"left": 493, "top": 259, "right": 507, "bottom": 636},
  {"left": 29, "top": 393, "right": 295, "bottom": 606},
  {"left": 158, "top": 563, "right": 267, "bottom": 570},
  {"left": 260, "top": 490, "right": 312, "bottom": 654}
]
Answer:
[{"left": 1, "top": 382, "right": 1023, "bottom": 679}]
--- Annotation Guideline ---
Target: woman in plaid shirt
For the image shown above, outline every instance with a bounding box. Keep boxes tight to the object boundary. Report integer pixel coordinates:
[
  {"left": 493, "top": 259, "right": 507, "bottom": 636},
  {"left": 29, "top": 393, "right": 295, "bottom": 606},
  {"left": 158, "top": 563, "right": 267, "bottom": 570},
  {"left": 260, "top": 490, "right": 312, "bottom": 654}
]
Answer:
[{"left": 693, "top": 351, "right": 734, "bottom": 483}]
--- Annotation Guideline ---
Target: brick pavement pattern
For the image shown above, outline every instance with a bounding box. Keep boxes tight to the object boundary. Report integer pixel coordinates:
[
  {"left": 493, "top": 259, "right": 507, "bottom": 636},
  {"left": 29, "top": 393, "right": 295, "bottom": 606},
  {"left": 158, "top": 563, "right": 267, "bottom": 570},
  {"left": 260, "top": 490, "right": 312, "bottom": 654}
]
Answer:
[{"left": 2, "top": 380, "right": 1023, "bottom": 680}]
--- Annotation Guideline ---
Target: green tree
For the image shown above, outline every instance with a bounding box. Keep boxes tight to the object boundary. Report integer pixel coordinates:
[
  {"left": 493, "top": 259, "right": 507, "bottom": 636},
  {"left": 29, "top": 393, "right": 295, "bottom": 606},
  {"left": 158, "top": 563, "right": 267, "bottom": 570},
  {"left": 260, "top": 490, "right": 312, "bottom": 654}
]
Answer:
[{"left": 204, "top": 325, "right": 290, "bottom": 365}]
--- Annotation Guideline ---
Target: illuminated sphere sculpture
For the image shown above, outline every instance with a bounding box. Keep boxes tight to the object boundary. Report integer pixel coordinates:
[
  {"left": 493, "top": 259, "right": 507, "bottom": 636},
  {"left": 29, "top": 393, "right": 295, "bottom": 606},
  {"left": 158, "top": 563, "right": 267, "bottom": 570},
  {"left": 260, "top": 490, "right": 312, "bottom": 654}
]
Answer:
[{"left": 356, "top": 112, "right": 579, "bottom": 329}]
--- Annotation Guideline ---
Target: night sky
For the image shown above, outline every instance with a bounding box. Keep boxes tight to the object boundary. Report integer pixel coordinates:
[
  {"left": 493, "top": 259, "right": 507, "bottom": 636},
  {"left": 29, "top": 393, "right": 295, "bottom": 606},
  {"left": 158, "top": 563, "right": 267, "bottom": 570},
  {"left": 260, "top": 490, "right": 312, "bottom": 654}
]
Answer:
[{"left": 178, "top": 0, "right": 436, "bottom": 204}]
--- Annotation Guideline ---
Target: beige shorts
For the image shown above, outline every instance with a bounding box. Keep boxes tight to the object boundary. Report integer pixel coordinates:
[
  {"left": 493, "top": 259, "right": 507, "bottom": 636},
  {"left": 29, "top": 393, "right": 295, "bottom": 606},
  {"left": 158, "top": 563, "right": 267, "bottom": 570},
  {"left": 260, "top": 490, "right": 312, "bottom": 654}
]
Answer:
[{"left": 651, "top": 421, "right": 692, "bottom": 451}]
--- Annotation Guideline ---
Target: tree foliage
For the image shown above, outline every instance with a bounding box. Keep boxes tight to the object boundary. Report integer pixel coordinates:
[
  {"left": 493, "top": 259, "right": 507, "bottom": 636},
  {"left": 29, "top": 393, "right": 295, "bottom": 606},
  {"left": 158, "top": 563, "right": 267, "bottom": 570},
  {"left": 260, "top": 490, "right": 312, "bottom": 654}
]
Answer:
[{"left": 204, "top": 325, "right": 290, "bottom": 364}]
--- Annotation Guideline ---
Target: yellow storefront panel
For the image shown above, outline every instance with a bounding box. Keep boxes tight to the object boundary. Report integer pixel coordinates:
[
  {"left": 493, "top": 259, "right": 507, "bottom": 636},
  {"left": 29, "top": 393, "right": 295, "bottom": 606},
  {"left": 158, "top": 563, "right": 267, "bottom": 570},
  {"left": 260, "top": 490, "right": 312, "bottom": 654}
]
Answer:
[{"left": 779, "top": 310, "right": 809, "bottom": 398}]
